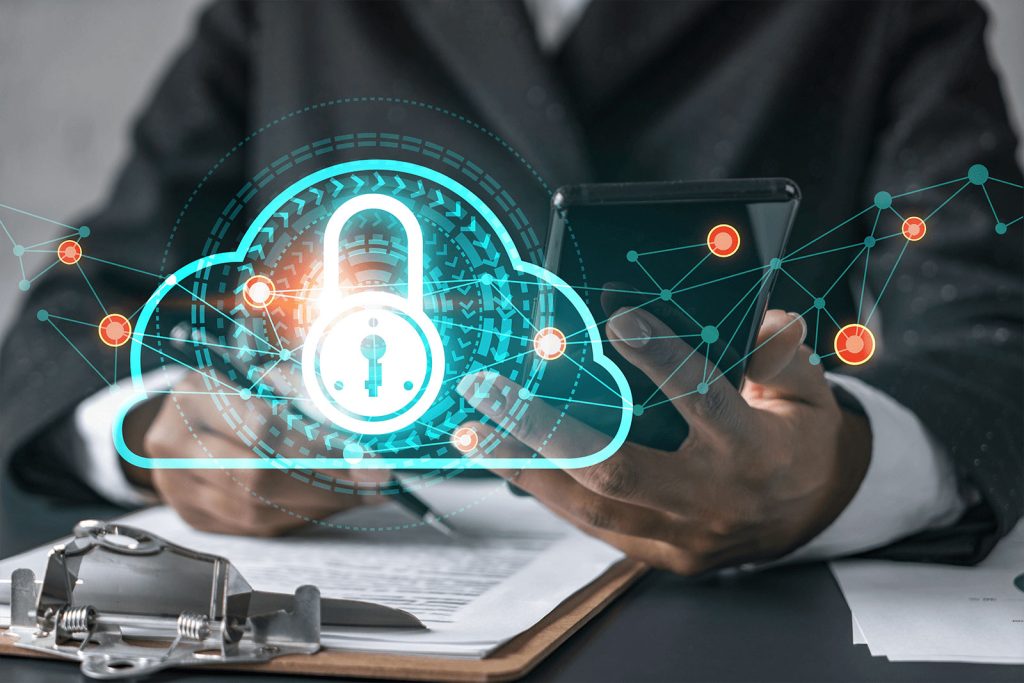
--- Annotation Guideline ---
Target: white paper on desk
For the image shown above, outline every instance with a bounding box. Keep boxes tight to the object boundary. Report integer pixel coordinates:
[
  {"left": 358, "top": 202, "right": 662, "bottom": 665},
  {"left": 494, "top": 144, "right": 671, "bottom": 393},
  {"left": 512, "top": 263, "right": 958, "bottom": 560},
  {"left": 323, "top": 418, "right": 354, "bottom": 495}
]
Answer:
[
  {"left": 0, "top": 479, "right": 624, "bottom": 659},
  {"left": 831, "top": 521, "right": 1024, "bottom": 664},
  {"left": 851, "top": 616, "right": 867, "bottom": 646}
]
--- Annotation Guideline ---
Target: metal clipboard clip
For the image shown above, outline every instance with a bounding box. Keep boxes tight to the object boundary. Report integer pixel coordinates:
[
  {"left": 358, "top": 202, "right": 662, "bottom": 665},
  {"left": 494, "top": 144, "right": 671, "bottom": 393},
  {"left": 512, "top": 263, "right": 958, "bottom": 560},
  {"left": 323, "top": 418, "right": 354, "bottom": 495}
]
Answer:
[{"left": 3, "top": 519, "right": 423, "bottom": 679}]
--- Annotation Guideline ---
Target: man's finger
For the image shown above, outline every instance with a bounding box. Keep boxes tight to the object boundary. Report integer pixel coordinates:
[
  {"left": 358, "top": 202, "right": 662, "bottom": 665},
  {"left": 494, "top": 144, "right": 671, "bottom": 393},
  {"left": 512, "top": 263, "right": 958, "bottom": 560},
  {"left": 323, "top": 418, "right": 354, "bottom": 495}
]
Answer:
[
  {"left": 743, "top": 311, "right": 833, "bottom": 405},
  {"left": 605, "top": 307, "right": 749, "bottom": 436},
  {"left": 746, "top": 344, "right": 833, "bottom": 406},
  {"left": 171, "top": 484, "right": 301, "bottom": 536},
  {"left": 457, "top": 371, "right": 611, "bottom": 458},
  {"left": 744, "top": 309, "right": 805, "bottom": 384},
  {"left": 153, "top": 466, "right": 298, "bottom": 535},
  {"left": 229, "top": 462, "right": 389, "bottom": 504},
  {"left": 456, "top": 374, "right": 674, "bottom": 506},
  {"left": 460, "top": 422, "right": 683, "bottom": 539},
  {"left": 460, "top": 423, "right": 709, "bottom": 574},
  {"left": 538, "top": 496, "right": 710, "bottom": 575},
  {"left": 150, "top": 425, "right": 364, "bottom": 514},
  {"left": 172, "top": 372, "right": 272, "bottom": 437}
]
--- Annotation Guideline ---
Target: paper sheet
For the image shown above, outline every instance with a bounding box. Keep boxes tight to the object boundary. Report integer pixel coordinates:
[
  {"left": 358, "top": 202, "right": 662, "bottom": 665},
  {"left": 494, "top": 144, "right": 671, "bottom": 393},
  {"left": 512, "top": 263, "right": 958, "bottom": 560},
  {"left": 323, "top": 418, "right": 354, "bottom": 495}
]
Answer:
[
  {"left": 851, "top": 616, "right": 867, "bottom": 646},
  {"left": 831, "top": 521, "right": 1024, "bottom": 664},
  {"left": 0, "top": 478, "right": 624, "bottom": 659}
]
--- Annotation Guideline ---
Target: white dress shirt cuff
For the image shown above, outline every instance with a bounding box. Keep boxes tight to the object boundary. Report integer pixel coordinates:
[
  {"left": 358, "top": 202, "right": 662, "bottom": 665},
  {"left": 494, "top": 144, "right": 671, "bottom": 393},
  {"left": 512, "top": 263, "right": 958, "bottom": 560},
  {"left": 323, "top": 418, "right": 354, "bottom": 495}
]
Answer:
[
  {"left": 782, "top": 373, "right": 967, "bottom": 562},
  {"left": 72, "top": 368, "right": 184, "bottom": 507}
]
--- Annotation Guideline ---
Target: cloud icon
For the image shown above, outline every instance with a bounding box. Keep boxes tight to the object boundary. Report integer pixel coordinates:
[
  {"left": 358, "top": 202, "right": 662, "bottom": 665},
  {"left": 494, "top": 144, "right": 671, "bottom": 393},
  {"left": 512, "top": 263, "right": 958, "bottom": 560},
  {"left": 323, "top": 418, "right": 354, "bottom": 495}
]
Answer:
[{"left": 114, "top": 160, "right": 632, "bottom": 469}]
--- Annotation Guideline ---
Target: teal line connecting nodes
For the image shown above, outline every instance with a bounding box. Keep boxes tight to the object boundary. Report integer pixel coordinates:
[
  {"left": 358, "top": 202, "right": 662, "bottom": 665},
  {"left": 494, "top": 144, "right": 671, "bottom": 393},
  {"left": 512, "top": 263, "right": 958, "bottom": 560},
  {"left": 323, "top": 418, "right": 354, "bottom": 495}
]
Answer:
[{"left": 2, "top": 162, "right": 1021, "bottom": 473}]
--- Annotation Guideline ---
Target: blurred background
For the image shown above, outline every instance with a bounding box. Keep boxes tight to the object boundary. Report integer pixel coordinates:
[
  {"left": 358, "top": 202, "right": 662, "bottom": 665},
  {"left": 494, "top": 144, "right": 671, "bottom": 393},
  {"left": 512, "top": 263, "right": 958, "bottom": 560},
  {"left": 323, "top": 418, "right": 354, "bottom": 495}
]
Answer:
[{"left": 1, "top": 0, "right": 1021, "bottom": 336}]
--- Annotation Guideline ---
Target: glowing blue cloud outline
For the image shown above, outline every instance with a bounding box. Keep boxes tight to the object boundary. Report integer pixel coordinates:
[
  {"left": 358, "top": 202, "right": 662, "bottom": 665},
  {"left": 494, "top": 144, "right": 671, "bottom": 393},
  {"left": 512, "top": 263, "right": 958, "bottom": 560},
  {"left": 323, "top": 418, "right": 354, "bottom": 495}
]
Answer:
[{"left": 114, "top": 160, "right": 633, "bottom": 469}]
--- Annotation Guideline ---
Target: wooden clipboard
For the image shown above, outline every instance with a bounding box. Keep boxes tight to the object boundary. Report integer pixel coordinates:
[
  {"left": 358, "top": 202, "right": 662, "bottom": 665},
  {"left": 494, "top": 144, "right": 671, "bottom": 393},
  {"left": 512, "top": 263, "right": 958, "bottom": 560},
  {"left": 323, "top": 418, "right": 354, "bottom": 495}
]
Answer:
[{"left": 0, "top": 559, "right": 646, "bottom": 682}]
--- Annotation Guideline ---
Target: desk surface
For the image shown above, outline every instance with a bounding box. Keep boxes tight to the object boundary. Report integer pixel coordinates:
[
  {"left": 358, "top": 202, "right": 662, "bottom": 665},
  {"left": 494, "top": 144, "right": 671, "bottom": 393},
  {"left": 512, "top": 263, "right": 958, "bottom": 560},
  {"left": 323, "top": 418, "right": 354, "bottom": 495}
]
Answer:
[{"left": 1, "top": 480, "right": 1020, "bottom": 683}]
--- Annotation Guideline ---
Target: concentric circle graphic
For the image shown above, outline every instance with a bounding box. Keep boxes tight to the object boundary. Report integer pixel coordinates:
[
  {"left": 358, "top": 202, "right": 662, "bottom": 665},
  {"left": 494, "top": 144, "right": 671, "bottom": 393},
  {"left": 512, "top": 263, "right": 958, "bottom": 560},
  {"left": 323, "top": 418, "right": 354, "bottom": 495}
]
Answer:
[
  {"left": 834, "top": 323, "right": 876, "bottom": 365},
  {"left": 131, "top": 98, "right": 605, "bottom": 532},
  {"left": 98, "top": 313, "right": 131, "bottom": 347},
  {"left": 57, "top": 239, "right": 83, "bottom": 265},
  {"left": 707, "top": 223, "right": 741, "bottom": 257}
]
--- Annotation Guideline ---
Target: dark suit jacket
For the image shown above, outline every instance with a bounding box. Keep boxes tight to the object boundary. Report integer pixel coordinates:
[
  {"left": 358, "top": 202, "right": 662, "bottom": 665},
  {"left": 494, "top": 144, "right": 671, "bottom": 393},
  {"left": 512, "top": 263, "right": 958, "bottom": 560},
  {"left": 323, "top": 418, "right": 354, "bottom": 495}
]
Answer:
[{"left": 1, "top": 1, "right": 1020, "bottom": 564}]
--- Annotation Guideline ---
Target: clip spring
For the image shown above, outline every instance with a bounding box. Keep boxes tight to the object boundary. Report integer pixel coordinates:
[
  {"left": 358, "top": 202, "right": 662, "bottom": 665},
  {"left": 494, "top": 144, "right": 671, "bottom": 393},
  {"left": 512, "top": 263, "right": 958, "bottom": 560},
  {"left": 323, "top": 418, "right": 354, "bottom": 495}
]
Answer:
[
  {"left": 58, "top": 606, "right": 97, "bottom": 636},
  {"left": 175, "top": 612, "right": 210, "bottom": 641},
  {"left": 4, "top": 520, "right": 324, "bottom": 679}
]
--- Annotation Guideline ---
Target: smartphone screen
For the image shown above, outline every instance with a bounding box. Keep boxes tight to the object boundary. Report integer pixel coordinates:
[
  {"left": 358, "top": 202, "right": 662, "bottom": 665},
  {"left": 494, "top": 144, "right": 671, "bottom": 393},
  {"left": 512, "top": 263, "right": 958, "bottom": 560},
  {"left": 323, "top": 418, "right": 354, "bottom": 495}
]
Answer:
[{"left": 543, "top": 179, "right": 799, "bottom": 450}]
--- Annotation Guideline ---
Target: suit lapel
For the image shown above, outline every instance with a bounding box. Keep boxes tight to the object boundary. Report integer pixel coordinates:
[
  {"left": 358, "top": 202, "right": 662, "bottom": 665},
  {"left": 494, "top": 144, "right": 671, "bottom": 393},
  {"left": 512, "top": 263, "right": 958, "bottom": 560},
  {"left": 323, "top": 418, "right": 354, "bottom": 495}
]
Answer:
[{"left": 403, "top": 0, "right": 592, "bottom": 185}]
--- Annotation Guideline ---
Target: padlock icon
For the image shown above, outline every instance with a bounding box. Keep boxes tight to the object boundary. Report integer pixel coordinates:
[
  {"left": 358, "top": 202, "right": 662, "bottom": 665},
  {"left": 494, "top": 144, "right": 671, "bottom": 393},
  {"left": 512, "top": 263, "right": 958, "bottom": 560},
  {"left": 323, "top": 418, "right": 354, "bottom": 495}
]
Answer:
[{"left": 301, "top": 194, "right": 445, "bottom": 435}]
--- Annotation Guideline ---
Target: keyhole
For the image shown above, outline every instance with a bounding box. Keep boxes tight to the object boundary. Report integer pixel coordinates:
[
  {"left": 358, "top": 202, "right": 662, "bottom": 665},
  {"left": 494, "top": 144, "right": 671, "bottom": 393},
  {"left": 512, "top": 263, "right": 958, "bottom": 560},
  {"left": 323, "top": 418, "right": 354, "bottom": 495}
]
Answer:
[{"left": 361, "top": 334, "right": 387, "bottom": 397}]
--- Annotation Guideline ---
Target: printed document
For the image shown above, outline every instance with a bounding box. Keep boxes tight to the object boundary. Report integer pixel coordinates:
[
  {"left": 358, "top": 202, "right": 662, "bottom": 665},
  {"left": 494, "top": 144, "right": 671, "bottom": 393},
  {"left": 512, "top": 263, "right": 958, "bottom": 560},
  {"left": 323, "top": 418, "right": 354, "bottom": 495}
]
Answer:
[
  {"left": 831, "top": 521, "right": 1024, "bottom": 664},
  {"left": 0, "top": 478, "right": 623, "bottom": 658}
]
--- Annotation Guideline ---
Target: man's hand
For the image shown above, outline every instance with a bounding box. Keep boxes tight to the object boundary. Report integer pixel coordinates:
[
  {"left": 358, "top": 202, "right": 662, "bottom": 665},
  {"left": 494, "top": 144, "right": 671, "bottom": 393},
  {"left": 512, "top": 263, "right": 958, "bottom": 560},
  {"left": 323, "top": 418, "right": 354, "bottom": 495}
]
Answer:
[
  {"left": 133, "top": 373, "right": 387, "bottom": 536},
  {"left": 456, "top": 308, "right": 872, "bottom": 574}
]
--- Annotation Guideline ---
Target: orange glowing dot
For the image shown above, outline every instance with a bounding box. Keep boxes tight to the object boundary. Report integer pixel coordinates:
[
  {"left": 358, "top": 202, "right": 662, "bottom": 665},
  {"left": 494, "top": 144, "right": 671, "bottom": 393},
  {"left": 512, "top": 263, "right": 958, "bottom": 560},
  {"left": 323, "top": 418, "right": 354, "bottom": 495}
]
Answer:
[
  {"left": 453, "top": 426, "right": 479, "bottom": 453},
  {"left": 707, "top": 224, "right": 741, "bottom": 257},
  {"left": 533, "top": 326, "right": 567, "bottom": 361},
  {"left": 57, "top": 240, "right": 82, "bottom": 265},
  {"left": 902, "top": 216, "right": 926, "bottom": 241},
  {"left": 834, "top": 323, "right": 875, "bottom": 366},
  {"left": 98, "top": 313, "right": 132, "bottom": 348},
  {"left": 243, "top": 275, "right": 276, "bottom": 308}
]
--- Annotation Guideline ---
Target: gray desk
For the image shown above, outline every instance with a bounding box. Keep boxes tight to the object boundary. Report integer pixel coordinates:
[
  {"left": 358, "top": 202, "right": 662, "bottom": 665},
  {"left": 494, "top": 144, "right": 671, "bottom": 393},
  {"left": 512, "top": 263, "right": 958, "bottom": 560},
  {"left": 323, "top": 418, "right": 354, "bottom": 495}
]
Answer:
[{"left": 1, "top": 480, "right": 1019, "bottom": 683}]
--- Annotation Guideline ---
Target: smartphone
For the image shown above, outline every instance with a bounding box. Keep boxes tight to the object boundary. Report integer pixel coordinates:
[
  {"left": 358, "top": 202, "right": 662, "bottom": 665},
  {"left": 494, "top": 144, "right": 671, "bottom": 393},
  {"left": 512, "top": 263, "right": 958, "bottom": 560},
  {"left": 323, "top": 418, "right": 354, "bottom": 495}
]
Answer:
[{"left": 543, "top": 178, "right": 799, "bottom": 450}]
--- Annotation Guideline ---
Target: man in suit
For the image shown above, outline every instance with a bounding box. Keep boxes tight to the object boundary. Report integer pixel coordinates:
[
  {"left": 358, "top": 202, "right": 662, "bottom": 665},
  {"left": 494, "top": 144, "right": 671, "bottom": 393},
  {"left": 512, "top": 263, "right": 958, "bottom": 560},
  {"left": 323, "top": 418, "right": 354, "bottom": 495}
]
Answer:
[{"left": 1, "top": 1, "right": 1020, "bottom": 572}]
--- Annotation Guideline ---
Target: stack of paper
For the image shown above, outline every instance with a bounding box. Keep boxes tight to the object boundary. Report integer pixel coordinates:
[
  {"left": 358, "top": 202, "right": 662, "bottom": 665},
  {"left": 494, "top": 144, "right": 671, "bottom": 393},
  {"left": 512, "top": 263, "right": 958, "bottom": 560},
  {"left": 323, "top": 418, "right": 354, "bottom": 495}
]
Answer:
[
  {"left": 0, "top": 478, "right": 624, "bottom": 659},
  {"left": 830, "top": 521, "right": 1024, "bottom": 664}
]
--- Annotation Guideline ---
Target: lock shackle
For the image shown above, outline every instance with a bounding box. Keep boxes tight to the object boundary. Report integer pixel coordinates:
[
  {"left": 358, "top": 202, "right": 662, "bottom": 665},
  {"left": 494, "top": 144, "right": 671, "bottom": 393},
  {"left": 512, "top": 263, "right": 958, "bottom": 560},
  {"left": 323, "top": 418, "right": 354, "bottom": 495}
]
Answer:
[{"left": 320, "top": 194, "right": 424, "bottom": 311}]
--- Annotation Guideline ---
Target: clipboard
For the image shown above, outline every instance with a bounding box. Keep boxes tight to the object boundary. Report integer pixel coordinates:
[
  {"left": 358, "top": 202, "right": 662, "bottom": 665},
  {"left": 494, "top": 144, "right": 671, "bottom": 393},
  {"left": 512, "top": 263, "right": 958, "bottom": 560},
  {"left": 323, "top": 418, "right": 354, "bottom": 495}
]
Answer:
[
  {"left": 0, "top": 561, "right": 645, "bottom": 682},
  {"left": 2, "top": 520, "right": 647, "bottom": 679},
  {"left": 218, "top": 559, "right": 646, "bottom": 682}
]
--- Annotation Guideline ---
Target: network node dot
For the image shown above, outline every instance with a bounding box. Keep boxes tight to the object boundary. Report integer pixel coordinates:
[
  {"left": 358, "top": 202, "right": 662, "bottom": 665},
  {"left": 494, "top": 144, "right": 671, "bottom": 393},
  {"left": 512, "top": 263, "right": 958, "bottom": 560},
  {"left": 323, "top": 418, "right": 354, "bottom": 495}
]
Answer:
[
  {"left": 701, "top": 325, "right": 720, "bottom": 344},
  {"left": 707, "top": 224, "right": 741, "bottom": 257},
  {"left": 36, "top": 309, "right": 49, "bottom": 322},
  {"left": 533, "top": 326, "right": 566, "bottom": 361},
  {"left": 238, "top": 388, "right": 252, "bottom": 401},
  {"left": 343, "top": 442, "right": 365, "bottom": 464},
  {"left": 769, "top": 257, "right": 782, "bottom": 270},
  {"left": 995, "top": 222, "right": 1007, "bottom": 235},
  {"left": 813, "top": 297, "right": 826, "bottom": 310},
  {"left": 57, "top": 240, "right": 83, "bottom": 265},
  {"left": 968, "top": 164, "right": 989, "bottom": 185},
  {"left": 480, "top": 273, "right": 493, "bottom": 286},
  {"left": 452, "top": 426, "right": 479, "bottom": 453},
  {"left": 12, "top": 244, "right": 24, "bottom": 257},
  {"left": 808, "top": 353, "right": 821, "bottom": 366},
  {"left": 78, "top": 225, "right": 91, "bottom": 238},
  {"left": 873, "top": 191, "right": 892, "bottom": 210},
  {"left": 242, "top": 275, "right": 276, "bottom": 308},
  {"left": 18, "top": 279, "right": 30, "bottom": 291},
  {"left": 659, "top": 289, "right": 672, "bottom": 301},
  {"left": 863, "top": 236, "right": 876, "bottom": 248},
  {"left": 632, "top": 405, "right": 645, "bottom": 417},
  {"left": 98, "top": 313, "right": 132, "bottom": 348},
  {"left": 518, "top": 387, "right": 532, "bottom": 401},
  {"left": 834, "top": 323, "right": 875, "bottom": 366},
  {"left": 278, "top": 348, "right": 291, "bottom": 362},
  {"left": 403, "top": 380, "right": 414, "bottom": 390},
  {"left": 901, "top": 216, "right": 926, "bottom": 242},
  {"left": 696, "top": 382, "right": 709, "bottom": 395},
  {"left": 626, "top": 250, "right": 639, "bottom": 263}
]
